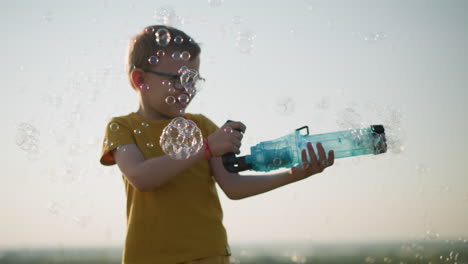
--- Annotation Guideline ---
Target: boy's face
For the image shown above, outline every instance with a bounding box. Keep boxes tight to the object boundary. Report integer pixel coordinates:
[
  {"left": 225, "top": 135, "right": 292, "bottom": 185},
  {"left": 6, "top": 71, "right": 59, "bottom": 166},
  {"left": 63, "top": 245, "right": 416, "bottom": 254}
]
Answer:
[{"left": 138, "top": 56, "right": 201, "bottom": 120}]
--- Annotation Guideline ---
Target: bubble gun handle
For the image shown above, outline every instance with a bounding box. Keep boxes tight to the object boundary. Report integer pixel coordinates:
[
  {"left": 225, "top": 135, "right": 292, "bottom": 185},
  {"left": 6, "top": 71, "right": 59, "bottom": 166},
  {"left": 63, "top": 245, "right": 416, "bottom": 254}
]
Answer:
[
  {"left": 222, "top": 120, "right": 253, "bottom": 173},
  {"left": 223, "top": 124, "right": 387, "bottom": 173}
]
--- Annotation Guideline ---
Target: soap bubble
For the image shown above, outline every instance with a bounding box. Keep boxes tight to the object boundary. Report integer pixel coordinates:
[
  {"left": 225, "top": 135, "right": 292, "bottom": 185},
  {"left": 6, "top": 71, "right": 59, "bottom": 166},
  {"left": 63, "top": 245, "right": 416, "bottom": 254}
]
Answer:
[
  {"left": 178, "top": 94, "right": 190, "bottom": 104},
  {"left": 180, "top": 68, "right": 199, "bottom": 90},
  {"left": 43, "top": 11, "right": 55, "bottom": 23},
  {"left": 416, "top": 163, "right": 431, "bottom": 175},
  {"left": 174, "top": 35, "right": 184, "bottom": 44},
  {"left": 232, "top": 16, "right": 244, "bottom": 24},
  {"left": 116, "top": 145, "right": 127, "bottom": 152},
  {"left": 223, "top": 127, "right": 233, "bottom": 134},
  {"left": 162, "top": 80, "right": 172, "bottom": 87},
  {"left": 165, "top": 96, "right": 176, "bottom": 105},
  {"left": 144, "top": 26, "right": 155, "bottom": 34},
  {"left": 109, "top": 122, "right": 120, "bottom": 132},
  {"left": 180, "top": 51, "right": 191, "bottom": 61},
  {"left": 16, "top": 123, "right": 40, "bottom": 152},
  {"left": 139, "top": 83, "right": 150, "bottom": 91},
  {"left": 424, "top": 229, "right": 440, "bottom": 240},
  {"left": 46, "top": 201, "right": 62, "bottom": 216},
  {"left": 178, "top": 66, "right": 189, "bottom": 74},
  {"left": 173, "top": 117, "right": 185, "bottom": 127},
  {"left": 315, "top": 96, "right": 330, "bottom": 110},
  {"left": 156, "top": 50, "right": 165, "bottom": 57},
  {"left": 148, "top": 55, "right": 159, "bottom": 65},
  {"left": 194, "top": 78, "right": 205, "bottom": 93},
  {"left": 235, "top": 30, "right": 256, "bottom": 54},
  {"left": 273, "top": 158, "right": 282, "bottom": 166},
  {"left": 275, "top": 97, "right": 295, "bottom": 115},
  {"left": 351, "top": 31, "right": 389, "bottom": 44},
  {"left": 16, "top": 123, "right": 41, "bottom": 161},
  {"left": 155, "top": 28, "right": 171, "bottom": 47},
  {"left": 160, "top": 117, "right": 203, "bottom": 160},
  {"left": 171, "top": 51, "right": 181, "bottom": 60},
  {"left": 153, "top": 6, "right": 183, "bottom": 27},
  {"left": 336, "top": 107, "right": 364, "bottom": 130},
  {"left": 134, "top": 129, "right": 142, "bottom": 135},
  {"left": 208, "top": 0, "right": 224, "bottom": 7}
]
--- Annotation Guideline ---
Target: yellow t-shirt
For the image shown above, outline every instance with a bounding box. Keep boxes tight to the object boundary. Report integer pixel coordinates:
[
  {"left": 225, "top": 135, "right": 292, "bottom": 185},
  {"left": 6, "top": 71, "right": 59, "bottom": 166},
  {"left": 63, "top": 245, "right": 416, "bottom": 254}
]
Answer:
[{"left": 100, "top": 112, "right": 230, "bottom": 264}]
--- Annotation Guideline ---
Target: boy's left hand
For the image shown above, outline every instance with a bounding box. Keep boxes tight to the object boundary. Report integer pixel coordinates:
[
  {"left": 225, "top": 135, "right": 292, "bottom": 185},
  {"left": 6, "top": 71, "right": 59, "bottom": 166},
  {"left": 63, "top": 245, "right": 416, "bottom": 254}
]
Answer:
[{"left": 290, "top": 142, "right": 334, "bottom": 181}]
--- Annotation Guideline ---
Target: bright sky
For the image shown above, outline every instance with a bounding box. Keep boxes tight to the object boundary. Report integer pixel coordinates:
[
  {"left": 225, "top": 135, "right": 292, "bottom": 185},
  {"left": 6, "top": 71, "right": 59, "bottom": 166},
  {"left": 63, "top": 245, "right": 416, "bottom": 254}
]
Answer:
[{"left": 2, "top": 0, "right": 468, "bottom": 248}]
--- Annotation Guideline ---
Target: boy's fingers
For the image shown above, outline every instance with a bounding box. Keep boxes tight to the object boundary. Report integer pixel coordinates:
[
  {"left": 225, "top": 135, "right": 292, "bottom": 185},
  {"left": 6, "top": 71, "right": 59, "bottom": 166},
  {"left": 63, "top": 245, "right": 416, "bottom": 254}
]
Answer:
[
  {"left": 226, "top": 121, "right": 246, "bottom": 133},
  {"left": 306, "top": 142, "right": 318, "bottom": 165},
  {"left": 301, "top": 149, "right": 308, "bottom": 165},
  {"left": 328, "top": 150, "right": 335, "bottom": 166},
  {"left": 231, "top": 137, "right": 241, "bottom": 148},
  {"left": 317, "top": 143, "right": 326, "bottom": 162},
  {"left": 232, "top": 131, "right": 243, "bottom": 140},
  {"left": 233, "top": 146, "right": 240, "bottom": 154}
]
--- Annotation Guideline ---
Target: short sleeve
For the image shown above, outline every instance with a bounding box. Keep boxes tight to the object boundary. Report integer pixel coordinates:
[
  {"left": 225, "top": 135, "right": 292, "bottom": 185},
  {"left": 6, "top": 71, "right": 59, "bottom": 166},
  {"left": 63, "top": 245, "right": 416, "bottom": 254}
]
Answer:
[
  {"left": 197, "top": 114, "right": 219, "bottom": 137},
  {"left": 100, "top": 117, "right": 135, "bottom": 166}
]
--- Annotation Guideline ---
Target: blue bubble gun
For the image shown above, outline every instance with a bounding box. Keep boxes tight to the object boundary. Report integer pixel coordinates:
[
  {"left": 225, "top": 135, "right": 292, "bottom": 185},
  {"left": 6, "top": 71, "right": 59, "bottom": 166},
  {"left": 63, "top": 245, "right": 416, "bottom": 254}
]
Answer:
[{"left": 222, "top": 124, "right": 387, "bottom": 173}]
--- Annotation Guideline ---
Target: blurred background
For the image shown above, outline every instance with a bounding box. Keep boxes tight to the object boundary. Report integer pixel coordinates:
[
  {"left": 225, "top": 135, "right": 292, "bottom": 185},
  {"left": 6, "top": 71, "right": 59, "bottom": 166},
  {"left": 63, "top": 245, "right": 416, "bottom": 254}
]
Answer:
[{"left": 2, "top": 0, "right": 467, "bottom": 263}]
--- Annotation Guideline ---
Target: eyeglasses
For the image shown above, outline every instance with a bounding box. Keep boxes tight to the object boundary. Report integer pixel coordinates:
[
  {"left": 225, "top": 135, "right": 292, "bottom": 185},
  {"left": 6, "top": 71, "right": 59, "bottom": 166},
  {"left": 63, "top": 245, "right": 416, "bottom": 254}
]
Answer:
[{"left": 143, "top": 69, "right": 205, "bottom": 91}]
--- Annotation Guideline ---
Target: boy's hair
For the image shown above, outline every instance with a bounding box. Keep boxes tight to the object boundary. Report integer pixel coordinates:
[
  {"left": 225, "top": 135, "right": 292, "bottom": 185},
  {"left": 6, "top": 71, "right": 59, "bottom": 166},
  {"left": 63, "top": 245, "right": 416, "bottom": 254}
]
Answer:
[{"left": 127, "top": 25, "right": 201, "bottom": 88}]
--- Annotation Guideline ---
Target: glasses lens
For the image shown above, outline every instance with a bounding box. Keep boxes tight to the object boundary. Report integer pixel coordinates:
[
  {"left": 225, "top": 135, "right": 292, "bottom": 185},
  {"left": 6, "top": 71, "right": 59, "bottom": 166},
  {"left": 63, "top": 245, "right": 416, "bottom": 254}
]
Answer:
[{"left": 195, "top": 79, "right": 205, "bottom": 92}]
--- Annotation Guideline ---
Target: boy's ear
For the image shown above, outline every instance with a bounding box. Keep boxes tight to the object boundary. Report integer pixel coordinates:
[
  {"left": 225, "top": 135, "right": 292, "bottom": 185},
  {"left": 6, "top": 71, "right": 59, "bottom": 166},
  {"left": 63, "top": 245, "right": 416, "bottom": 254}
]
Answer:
[{"left": 130, "top": 69, "right": 145, "bottom": 89}]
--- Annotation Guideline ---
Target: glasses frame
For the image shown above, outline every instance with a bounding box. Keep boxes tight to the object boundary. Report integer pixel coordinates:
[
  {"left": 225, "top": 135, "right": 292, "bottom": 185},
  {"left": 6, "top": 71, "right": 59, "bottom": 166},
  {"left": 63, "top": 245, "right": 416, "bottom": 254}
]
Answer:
[{"left": 143, "top": 69, "right": 205, "bottom": 90}]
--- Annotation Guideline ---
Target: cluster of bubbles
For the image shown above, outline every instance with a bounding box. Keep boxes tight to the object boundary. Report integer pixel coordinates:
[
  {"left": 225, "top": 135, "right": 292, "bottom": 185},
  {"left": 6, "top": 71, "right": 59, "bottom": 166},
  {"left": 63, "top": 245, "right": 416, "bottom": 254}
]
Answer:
[
  {"left": 46, "top": 199, "right": 91, "bottom": 229},
  {"left": 153, "top": 5, "right": 255, "bottom": 54},
  {"left": 335, "top": 104, "right": 406, "bottom": 155},
  {"left": 235, "top": 30, "right": 256, "bottom": 54},
  {"left": 399, "top": 240, "right": 467, "bottom": 263},
  {"left": 219, "top": 16, "right": 256, "bottom": 54},
  {"left": 440, "top": 250, "right": 461, "bottom": 263},
  {"left": 153, "top": 6, "right": 184, "bottom": 27},
  {"left": 424, "top": 229, "right": 440, "bottom": 240},
  {"left": 16, "top": 123, "right": 40, "bottom": 159},
  {"left": 160, "top": 117, "right": 204, "bottom": 159}
]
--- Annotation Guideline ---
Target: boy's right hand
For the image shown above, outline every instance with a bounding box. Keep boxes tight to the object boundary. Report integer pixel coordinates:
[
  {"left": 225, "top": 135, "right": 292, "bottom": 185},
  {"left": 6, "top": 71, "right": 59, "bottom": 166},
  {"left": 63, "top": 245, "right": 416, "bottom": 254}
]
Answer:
[{"left": 207, "top": 121, "right": 246, "bottom": 156}]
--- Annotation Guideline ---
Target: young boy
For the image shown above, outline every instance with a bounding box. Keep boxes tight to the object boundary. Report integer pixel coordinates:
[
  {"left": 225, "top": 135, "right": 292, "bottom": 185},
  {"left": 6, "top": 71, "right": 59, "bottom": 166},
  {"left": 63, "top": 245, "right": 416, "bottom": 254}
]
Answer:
[{"left": 100, "top": 25, "right": 334, "bottom": 264}]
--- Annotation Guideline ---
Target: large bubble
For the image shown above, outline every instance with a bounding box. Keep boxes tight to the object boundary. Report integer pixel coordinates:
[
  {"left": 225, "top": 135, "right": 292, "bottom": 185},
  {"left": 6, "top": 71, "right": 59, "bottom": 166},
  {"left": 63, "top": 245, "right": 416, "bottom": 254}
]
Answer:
[
  {"left": 235, "top": 30, "right": 256, "bottom": 54},
  {"left": 160, "top": 117, "right": 203, "bottom": 160},
  {"left": 155, "top": 28, "right": 171, "bottom": 47},
  {"left": 179, "top": 68, "right": 204, "bottom": 95},
  {"left": 16, "top": 123, "right": 40, "bottom": 161}
]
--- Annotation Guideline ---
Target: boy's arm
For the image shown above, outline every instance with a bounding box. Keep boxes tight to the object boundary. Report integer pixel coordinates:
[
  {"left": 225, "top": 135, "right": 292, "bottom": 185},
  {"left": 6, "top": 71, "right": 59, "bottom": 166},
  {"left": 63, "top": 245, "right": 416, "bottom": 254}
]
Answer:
[
  {"left": 210, "top": 142, "right": 334, "bottom": 200},
  {"left": 112, "top": 121, "right": 246, "bottom": 192},
  {"left": 113, "top": 144, "right": 205, "bottom": 192}
]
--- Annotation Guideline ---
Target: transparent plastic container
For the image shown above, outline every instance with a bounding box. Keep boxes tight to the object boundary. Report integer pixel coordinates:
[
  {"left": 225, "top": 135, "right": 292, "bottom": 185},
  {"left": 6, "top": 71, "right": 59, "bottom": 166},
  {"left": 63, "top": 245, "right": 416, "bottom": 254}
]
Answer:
[{"left": 223, "top": 125, "right": 387, "bottom": 173}]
